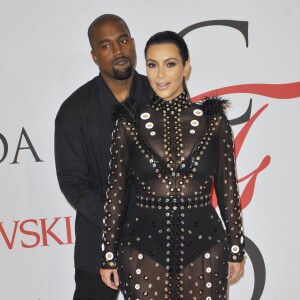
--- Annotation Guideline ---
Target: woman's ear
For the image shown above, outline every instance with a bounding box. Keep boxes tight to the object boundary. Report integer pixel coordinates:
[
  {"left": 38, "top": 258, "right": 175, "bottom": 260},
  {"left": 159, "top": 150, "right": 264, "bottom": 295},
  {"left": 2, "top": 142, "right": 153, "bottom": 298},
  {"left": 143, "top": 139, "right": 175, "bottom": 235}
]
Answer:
[{"left": 183, "top": 60, "right": 191, "bottom": 81}]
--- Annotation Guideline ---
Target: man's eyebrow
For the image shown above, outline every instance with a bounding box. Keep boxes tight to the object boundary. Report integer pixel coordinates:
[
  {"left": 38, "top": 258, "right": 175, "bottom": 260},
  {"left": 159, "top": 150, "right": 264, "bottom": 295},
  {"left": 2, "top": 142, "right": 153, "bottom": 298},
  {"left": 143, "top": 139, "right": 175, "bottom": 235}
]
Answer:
[
  {"left": 97, "top": 34, "right": 130, "bottom": 45},
  {"left": 97, "top": 38, "right": 110, "bottom": 45},
  {"left": 118, "top": 34, "right": 130, "bottom": 39}
]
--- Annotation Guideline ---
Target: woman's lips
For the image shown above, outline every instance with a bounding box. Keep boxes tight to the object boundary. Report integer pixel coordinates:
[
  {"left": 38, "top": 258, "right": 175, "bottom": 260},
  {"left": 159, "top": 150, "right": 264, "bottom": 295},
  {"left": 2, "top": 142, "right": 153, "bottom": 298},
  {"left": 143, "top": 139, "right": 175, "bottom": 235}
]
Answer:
[{"left": 156, "top": 82, "right": 170, "bottom": 90}]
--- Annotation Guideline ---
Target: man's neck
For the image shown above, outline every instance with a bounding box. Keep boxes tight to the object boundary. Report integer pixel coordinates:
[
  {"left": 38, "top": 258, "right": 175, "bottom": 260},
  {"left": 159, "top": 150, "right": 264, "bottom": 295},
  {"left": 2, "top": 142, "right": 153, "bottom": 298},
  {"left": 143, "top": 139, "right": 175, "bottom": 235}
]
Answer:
[{"left": 102, "top": 73, "right": 134, "bottom": 102}]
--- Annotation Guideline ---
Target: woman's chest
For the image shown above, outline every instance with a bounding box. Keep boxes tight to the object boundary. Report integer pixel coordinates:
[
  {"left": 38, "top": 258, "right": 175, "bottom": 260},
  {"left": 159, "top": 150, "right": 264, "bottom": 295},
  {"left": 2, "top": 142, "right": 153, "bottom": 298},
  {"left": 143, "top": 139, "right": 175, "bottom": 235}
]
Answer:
[{"left": 127, "top": 107, "right": 221, "bottom": 179}]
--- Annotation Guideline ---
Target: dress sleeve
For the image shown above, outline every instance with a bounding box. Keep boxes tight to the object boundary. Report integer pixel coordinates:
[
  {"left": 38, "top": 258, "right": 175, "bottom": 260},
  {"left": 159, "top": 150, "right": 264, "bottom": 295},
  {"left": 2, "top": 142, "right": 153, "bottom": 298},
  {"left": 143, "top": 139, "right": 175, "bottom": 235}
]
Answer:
[
  {"left": 214, "top": 114, "right": 245, "bottom": 262},
  {"left": 101, "top": 120, "right": 131, "bottom": 269}
]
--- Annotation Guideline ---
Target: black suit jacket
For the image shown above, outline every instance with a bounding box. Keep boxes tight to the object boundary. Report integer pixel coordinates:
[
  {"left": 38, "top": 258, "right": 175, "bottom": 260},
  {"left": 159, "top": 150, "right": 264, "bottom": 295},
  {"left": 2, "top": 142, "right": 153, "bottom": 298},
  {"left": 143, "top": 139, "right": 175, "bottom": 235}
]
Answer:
[{"left": 55, "top": 71, "right": 152, "bottom": 273}]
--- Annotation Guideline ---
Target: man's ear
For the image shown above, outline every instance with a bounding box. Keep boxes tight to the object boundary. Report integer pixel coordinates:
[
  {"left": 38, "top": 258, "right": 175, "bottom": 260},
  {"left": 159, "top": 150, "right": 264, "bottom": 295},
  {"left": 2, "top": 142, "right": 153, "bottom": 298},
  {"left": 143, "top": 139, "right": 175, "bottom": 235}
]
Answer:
[
  {"left": 91, "top": 50, "right": 99, "bottom": 66},
  {"left": 131, "top": 38, "right": 137, "bottom": 68}
]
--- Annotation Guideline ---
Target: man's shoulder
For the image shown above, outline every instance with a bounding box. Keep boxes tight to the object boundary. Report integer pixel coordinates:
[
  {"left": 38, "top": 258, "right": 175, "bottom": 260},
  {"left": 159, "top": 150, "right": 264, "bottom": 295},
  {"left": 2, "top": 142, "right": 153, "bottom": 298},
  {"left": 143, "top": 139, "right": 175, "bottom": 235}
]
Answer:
[
  {"left": 62, "top": 76, "right": 98, "bottom": 108},
  {"left": 136, "top": 72, "right": 147, "bottom": 80},
  {"left": 56, "top": 76, "right": 98, "bottom": 121},
  {"left": 135, "top": 72, "right": 149, "bottom": 86},
  {"left": 133, "top": 72, "right": 152, "bottom": 105}
]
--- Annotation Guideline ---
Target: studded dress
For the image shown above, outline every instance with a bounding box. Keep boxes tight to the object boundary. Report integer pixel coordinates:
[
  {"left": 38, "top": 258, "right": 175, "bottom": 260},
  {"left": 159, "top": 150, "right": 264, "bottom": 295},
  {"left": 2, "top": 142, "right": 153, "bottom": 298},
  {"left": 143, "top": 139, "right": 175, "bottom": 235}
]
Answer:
[{"left": 101, "top": 93, "right": 245, "bottom": 300}]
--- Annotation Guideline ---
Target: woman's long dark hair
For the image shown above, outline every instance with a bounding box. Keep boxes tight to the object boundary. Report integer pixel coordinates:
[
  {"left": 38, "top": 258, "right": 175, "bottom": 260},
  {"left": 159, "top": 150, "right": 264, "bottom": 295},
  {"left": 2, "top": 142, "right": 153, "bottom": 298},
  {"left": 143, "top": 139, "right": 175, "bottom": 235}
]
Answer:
[{"left": 144, "top": 31, "right": 190, "bottom": 100}]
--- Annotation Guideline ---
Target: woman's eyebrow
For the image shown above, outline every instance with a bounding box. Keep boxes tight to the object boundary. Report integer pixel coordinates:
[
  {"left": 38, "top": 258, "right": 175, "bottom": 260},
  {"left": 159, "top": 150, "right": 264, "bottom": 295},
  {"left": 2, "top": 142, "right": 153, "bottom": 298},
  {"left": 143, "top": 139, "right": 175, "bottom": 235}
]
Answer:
[{"left": 146, "top": 57, "right": 179, "bottom": 63}]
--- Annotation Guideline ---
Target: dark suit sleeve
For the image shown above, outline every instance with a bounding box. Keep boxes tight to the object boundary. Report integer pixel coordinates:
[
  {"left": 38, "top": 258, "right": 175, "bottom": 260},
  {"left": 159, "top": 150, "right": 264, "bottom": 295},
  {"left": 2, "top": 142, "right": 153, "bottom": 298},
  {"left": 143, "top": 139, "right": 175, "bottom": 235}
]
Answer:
[{"left": 54, "top": 101, "right": 104, "bottom": 228}]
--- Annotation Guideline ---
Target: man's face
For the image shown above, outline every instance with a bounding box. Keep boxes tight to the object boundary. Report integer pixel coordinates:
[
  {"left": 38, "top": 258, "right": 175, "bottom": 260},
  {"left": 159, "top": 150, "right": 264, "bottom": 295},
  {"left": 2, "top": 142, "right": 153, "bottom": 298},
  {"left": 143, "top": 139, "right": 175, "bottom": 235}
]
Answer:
[{"left": 91, "top": 20, "right": 136, "bottom": 80}]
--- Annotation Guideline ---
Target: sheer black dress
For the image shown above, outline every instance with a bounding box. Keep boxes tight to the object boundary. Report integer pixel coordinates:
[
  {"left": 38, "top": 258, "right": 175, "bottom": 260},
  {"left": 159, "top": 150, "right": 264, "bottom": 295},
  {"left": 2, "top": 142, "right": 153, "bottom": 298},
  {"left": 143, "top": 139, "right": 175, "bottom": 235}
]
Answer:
[{"left": 101, "top": 92, "right": 245, "bottom": 300}]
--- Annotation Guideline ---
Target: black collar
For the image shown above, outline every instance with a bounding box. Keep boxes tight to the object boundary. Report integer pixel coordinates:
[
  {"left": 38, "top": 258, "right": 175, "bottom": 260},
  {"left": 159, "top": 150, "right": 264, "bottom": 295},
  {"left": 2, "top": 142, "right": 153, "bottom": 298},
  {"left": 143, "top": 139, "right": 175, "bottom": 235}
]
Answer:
[{"left": 151, "top": 91, "right": 191, "bottom": 113}]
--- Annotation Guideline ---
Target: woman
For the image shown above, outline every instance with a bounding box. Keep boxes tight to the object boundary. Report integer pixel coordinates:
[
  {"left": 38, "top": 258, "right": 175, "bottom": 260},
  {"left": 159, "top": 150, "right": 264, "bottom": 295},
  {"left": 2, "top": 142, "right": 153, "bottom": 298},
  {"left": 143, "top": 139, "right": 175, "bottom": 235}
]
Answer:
[{"left": 100, "top": 31, "right": 245, "bottom": 300}]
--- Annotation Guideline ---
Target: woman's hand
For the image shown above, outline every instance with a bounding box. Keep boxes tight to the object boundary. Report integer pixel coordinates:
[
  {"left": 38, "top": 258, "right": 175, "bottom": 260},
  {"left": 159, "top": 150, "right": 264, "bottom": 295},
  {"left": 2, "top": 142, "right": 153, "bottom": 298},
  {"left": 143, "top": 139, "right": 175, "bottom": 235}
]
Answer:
[
  {"left": 228, "top": 261, "right": 244, "bottom": 282},
  {"left": 100, "top": 268, "right": 119, "bottom": 290}
]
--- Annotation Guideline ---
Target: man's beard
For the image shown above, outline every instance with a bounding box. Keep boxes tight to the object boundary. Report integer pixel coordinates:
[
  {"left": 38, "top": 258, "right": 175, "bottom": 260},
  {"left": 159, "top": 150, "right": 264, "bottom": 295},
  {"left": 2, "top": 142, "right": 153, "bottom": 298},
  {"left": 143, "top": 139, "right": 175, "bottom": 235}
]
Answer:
[{"left": 113, "top": 64, "right": 133, "bottom": 80}]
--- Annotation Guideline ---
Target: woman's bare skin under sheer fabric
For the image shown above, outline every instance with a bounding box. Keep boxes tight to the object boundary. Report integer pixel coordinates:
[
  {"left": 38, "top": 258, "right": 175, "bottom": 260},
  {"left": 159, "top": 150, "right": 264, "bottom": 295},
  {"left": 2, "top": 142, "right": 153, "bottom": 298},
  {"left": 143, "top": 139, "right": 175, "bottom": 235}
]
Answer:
[{"left": 102, "top": 94, "right": 245, "bottom": 299}]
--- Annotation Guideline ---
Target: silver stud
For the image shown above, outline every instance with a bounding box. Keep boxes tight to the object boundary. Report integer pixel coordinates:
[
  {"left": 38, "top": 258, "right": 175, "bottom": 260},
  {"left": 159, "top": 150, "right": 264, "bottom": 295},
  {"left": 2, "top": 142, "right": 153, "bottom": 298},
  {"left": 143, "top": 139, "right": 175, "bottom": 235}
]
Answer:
[
  {"left": 231, "top": 245, "right": 240, "bottom": 253},
  {"left": 193, "top": 109, "right": 203, "bottom": 116},
  {"left": 145, "top": 122, "right": 154, "bottom": 129},
  {"left": 140, "top": 112, "right": 150, "bottom": 120},
  {"left": 105, "top": 252, "right": 114, "bottom": 260},
  {"left": 191, "top": 120, "right": 199, "bottom": 127}
]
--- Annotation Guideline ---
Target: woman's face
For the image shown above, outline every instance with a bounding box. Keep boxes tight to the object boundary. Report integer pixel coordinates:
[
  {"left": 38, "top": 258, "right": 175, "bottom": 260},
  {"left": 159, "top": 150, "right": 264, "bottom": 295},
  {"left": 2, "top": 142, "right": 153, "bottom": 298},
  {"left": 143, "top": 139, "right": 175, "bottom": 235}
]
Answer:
[{"left": 146, "top": 43, "right": 190, "bottom": 101}]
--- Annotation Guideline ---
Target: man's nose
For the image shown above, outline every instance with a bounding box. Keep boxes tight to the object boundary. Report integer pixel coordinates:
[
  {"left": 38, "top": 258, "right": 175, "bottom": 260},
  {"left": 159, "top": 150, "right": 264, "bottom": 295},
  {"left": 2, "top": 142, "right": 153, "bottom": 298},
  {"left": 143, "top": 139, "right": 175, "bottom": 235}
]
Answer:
[{"left": 112, "top": 42, "right": 123, "bottom": 56}]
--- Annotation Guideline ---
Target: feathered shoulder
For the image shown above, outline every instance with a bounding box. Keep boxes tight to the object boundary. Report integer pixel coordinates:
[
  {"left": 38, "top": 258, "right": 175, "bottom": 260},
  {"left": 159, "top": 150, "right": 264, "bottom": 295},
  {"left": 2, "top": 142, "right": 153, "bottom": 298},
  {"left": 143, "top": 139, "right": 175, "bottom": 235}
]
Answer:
[
  {"left": 195, "top": 96, "right": 230, "bottom": 118},
  {"left": 112, "top": 97, "right": 138, "bottom": 123}
]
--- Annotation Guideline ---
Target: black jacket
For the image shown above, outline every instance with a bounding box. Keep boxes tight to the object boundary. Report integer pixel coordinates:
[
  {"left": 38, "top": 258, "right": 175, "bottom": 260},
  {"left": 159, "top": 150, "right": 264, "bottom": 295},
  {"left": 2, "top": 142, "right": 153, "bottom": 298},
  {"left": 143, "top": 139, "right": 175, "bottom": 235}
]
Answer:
[{"left": 55, "top": 71, "right": 152, "bottom": 273}]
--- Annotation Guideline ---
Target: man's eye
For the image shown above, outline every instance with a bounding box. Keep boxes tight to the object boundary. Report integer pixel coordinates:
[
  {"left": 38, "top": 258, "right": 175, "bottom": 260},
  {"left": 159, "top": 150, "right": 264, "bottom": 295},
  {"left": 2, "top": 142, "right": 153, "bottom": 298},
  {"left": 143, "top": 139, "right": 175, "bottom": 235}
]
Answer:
[
  {"left": 120, "top": 39, "right": 128, "bottom": 44},
  {"left": 147, "top": 63, "right": 156, "bottom": 68},
  {"left": 101, "top": 44, "right": 110, "bottom": 49},
  {"left": 166, "top": 62, "right": 176, "bottom": 67}
]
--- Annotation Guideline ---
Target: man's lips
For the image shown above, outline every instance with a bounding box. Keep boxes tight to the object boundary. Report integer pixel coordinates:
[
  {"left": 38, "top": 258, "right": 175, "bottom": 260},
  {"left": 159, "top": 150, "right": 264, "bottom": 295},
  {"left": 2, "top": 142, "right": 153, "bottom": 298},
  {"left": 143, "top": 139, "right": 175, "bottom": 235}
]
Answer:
[
  {"left": 113, "top": 57, "right": 130, "bottom": 66},
  {"left": 156, "top": 82, "right": 170, "bottom": 90}
]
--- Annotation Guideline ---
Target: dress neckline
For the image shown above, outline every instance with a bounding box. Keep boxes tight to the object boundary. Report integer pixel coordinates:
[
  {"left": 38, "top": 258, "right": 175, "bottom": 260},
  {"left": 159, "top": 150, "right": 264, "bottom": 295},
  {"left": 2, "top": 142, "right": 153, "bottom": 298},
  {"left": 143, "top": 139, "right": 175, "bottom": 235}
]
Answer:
[{"left": 151, "top": 91, "right": 191, "bottom": 113}]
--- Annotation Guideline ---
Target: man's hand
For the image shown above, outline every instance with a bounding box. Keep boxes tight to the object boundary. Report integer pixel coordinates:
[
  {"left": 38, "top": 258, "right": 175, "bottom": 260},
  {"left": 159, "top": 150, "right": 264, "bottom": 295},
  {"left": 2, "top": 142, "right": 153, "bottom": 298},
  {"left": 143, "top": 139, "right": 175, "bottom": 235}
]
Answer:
[{"left": 100, "top": 268, "right": 119, "bottom": 290}]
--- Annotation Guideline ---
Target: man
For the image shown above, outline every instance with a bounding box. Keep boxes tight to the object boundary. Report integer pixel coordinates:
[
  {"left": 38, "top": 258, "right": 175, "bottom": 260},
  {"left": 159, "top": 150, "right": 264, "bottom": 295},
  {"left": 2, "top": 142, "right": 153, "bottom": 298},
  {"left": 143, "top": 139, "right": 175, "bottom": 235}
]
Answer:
[{"left": 55, "top": 14, "right": 152, "bottom": 299}]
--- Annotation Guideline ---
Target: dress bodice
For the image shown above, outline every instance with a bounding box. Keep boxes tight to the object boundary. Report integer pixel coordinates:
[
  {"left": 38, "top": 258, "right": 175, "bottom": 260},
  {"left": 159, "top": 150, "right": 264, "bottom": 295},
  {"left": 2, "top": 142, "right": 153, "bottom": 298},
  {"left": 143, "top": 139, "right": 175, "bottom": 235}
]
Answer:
[{"left": 102, "top": 93, "right": 244, "bottom": 270}]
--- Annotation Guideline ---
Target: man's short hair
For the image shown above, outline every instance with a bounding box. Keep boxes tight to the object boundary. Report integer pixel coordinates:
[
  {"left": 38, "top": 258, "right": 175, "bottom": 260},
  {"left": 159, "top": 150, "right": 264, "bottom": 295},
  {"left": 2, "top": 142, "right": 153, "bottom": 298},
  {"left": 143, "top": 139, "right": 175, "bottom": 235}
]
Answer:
[{"left": 88, "top": 14, "right": 131, "bottom": 50}]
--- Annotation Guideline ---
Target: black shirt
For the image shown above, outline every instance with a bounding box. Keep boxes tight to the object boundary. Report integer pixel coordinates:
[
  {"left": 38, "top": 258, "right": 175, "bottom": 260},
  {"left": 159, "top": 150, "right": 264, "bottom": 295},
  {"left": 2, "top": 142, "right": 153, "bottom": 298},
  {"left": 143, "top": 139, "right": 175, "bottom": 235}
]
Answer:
[{"left": 55, "top": 71, "right": 152, "bottom": 273}]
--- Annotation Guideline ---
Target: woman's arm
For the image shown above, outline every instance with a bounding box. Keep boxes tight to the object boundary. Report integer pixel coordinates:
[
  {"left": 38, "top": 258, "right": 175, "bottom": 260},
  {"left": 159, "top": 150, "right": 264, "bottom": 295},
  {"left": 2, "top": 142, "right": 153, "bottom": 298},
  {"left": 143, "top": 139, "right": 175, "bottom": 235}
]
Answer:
[
  {"left": 100, "top": 120, "right": 131, "bottom": 289},
  {"left": 214, "top": 114, "right": 245, "bottom": 265}
]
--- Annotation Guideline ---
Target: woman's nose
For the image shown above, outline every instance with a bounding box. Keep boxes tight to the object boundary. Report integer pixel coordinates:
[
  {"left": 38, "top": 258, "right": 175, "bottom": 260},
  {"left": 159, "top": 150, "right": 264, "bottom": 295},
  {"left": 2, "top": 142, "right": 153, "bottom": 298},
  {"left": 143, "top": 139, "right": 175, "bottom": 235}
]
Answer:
[{"left": 157, "top": 66, "right": 165, "bottom": 78}]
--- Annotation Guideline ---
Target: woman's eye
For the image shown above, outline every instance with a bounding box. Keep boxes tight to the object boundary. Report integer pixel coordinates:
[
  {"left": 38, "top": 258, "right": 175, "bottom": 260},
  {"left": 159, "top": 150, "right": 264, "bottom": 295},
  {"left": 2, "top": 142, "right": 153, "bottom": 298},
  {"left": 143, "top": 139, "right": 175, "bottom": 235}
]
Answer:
[
  {"left": 166, "top": 62, "right": 176, "bottom": 67},
  {"left": 147, "top": 63, "right": 156, "bottom": 68}
]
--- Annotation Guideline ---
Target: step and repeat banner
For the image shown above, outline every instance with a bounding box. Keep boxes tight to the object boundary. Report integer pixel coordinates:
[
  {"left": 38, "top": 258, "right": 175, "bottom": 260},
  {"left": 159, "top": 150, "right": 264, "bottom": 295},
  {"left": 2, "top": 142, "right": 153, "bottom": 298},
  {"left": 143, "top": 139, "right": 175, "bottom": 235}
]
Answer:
[{"left": 1, "top": 1, "right": 299, "bottom": 299}]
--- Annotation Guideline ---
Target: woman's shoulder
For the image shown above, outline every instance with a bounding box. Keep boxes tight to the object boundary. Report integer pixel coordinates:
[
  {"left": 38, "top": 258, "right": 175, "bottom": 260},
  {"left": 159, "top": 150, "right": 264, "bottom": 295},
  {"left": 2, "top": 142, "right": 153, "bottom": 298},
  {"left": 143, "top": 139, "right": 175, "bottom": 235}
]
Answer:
[
  {"left": 113, "top": 99, "right": 157, "bottom": 123},
  {"left": 192, "top": 96, "right": 230, "bottom": 119},
  {"left": 112, "top": 97, "right": 139, "bottom": 124}
]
